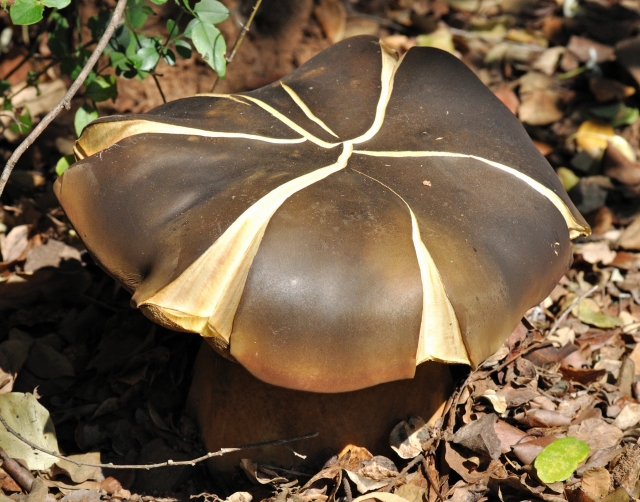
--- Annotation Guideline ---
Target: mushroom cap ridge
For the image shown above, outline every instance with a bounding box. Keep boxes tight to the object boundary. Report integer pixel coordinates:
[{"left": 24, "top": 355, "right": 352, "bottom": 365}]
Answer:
[{"left": 54, "top": 35, "right": 590, "bottom": 392}]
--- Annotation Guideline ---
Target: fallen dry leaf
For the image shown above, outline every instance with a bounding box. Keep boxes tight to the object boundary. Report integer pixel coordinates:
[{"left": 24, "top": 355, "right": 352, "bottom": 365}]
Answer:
[
  {"left": 452, "top": 413, "right": 501, "bottom": 460},
  {"left": 581, "top": 466, "right": 611, "bottom": 500}
]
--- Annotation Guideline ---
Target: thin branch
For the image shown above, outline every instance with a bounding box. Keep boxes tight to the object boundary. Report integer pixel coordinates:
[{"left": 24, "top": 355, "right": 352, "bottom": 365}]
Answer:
[
  {"left": 225, "top": 0, "right": 263, "bottom": 63},
  {"left": 210, "top": 0, "right": 263, "bottom": 92},
  {"left": 0, "top": 0, "right": 128, "bottom": 197},
  {"left": 151, "top": 73, "right": 167, "bottom": 104},
  {"left": 422, "top": 457, "right": 444, "bottom": 502},
  {"left": 547, "top": 284, "right": 599, "bottom": 339},
  {"left": 382, "top": 453, "right": 424, "bottom": 492},
  {"left": 0, "top": 412, "right": 317, "bottom": 469}
]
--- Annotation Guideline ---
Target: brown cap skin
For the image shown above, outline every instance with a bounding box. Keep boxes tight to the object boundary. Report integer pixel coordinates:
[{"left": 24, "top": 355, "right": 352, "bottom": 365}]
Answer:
[{"left": 55, "top": 36, "right": 590, "bottom": 393}]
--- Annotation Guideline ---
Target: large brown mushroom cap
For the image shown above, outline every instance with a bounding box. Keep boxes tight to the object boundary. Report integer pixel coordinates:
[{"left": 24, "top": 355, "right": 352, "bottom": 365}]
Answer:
[{"left": 55, "top": 36, "right": 590, "bottom": 393}]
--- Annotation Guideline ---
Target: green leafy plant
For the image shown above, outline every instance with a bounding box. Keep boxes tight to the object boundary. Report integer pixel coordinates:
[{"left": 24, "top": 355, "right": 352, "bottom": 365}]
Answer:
[{"left": 1, "top": 0, "right": 230, "bottom": 173}]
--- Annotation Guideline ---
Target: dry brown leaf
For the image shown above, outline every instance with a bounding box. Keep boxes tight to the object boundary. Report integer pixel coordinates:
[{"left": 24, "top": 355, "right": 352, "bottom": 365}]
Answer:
[
  {"left": 581, "top": 467, "right": 611, "bottom": 500},
  {"left": 512, "top": 436, "right": 559, "bottom": 466},
  {"left": 452, "top": 414, "right": 501, "bottom": 460},
  {"left": 390, "top": 417, "right": 430, "bottom": 459},
  {"left": 577, "top": 242, "right": 616, "bottom": 265},
  {"left": 567, "top": 36, "right": 616, "bottom": 63},
  {"left": 24, "top": 342, "right": 75, "bottom": 379},
  {"left": 493, "top": 85, "right": 519, "bottom": 115},
  {"left": 613, "top": 403, "right": 640, "bottom": 429},
  {"left": 618, "top": 215, "right": 640, "bottom": 250},
  {"left": 604, "top": 146, "right": 640, "bottom": 186},
  {"left": 589, "top": 77, "right": 635, "bottom": 102},
  {"left": 518, "top": 90, "right": 563, "bottom": 125},
  {"left": 609, "top": 445, "right": 640, "bottom": 497},
  {"left": 615, "top": 36, "right": 640, "bottom": 87},
  {"left": 314, "top": 0, "right": 346, "bottom": 43},
  {"left": 51, "top": 452, "right": 104, "bottom": 484},
  {"left": 494, "top": 419, "right": 527, "bottom": 454},
  {"left": 394, "top": 483, "right": 427, "bottom": 502},
  {"left": 568, "top": 418, "right": 623, "bottom": 452},
  {"left": 444, "top": 442, "right": 505, "bottom": 484},
  {"left": 519, "top": 409, "right": 572, "bottom": 427}
]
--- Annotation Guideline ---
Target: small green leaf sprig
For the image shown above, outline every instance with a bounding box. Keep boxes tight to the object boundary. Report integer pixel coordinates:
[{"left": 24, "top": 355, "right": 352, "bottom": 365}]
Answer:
[{"left": 2, "top": 0, "right": 230, "bottom": 173}]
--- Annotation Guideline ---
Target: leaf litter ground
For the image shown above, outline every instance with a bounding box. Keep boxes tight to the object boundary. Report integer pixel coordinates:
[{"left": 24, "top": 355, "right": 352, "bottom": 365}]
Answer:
[{"left": 5, "top": 0, "right": 640, "bottom": 501}]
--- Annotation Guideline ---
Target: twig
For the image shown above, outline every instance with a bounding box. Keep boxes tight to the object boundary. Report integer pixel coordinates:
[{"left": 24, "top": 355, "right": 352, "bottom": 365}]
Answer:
[
  {"left": 210, "top": 0, "right": 263, "bottom": 92},
  {"left": 547, "top": 284, "right": 599, "bottom": 339},
  {"left": 0, "top": 446, "right": 35, "bottom": 492},
  {"left": 225, "top": 0, "right": 263, "bottom": 64},
  {"left": 0, "top": 0, "right": 128, "bottom": 197},
  {"left": 422, "top": 456, "right": 444, "bottom": 502},
  {"left": 151, "top": 73, "right": 167, "bottom": 103},
  {"left": 0, "top": 412, "right": 317, "bottom": 469},
  {"left": 382, "top": 453, "right": 424, "bottom": 492}
]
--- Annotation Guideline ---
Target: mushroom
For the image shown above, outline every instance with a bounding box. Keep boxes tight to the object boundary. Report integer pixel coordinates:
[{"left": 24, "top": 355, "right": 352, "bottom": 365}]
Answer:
[{"left": 55, "top": 36, "right": 589, "bottom": 466}]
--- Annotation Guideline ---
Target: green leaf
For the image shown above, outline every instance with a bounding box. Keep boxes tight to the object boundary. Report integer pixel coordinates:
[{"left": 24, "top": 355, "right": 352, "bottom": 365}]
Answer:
[
  {"left": 572, "top": 298, "right": 624, "bottom": 329},
  {"left": 0, "top": 80, "right": 11, "bottom": 94},
  {"left": 213, "top": 30, "right": 226, "bottom": 77},
  {"left": 135, "top": 46, "right": 160, "bottom": 71},
  {"left": 55, "top": 155, "right": 75, "bottom": 176},
  {"left": 149, "top": 0, "right": 167, "bottom": 4},
  {"left": 10, "top": 107, "right": 32, "bottom": 134},
  {"left": 534, "top": 437, "right": 590, "bottom": 484},
  {"left": 184, "top": 18, "right": 198, "bottom": 39},
  {"left": 74, "top": 105, "right": 98, "bottom": 137},
  {"left": 85, "top": 74, "right": 117, "bottom": 102},
  {"left": 166, "top": 18, "right": 178, "bottom": 37},
  {"left": 47, "top": 11, "right": 70, "bottom": 57},
  {"left": 126, "top": 0, "right": 153, "bottom": 29},
  {"left": 588, "top": 103, "right": 640, "bottom": 128},
  {"left": 612, "top": 107, "right": 639, "bottom": 128},
  {"left": 193, "top": 0, "right": 229, "bottom": 25},
  {"left": 109, "top": 51, "right": 128, "bottom": 69},
  {"left": 162, "top": 48, "right": 176, "bottom": 65},
  {"left": 0, "top": 393, "right": 60, "bottom": 471},
  {"left": 42, "top": 0, "right": 71, "bottom": 8},
  {"left": 191, "top": 20, "right": 226, "bottom": 76},
  {"left": 175, "top": 39, "right": 192, "bottom": 59},
  {"left": 108, "top": 24, "right": 132, "bottom": 54},
  {"left": 89, "top": 10, "right": 111, "bottom": 41},
  {"left": 10, "top": 0, "right": 44, "bottom": 25}
]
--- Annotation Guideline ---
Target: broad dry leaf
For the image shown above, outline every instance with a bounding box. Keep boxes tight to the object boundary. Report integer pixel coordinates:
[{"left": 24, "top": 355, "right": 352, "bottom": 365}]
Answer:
[
  {"left": 389, "top": 416, "right": 429, "bottom": 459},
  {"left": 518, "top": 90, "right": 563, "bottom": 125},
  {"left": 51, "top": 452, "right": 104, "bottom": 484},
  {"left": 394, "top": 484, "right": 427, "bottom": 502},
  {"left": 581, "top": 467, "right": 611, "bottom": 500},
  {"left": 0, "top": 392, "right": 59, "bottom": 470},
  {"left": 618, "top": 214, "right": 640, "bottom": 251},
  {"left": 479, "top": 389, "right": 507, "bottom": 413},
  {"left": 352, "top": 493, "right": 414, "bottom": 502},
  {"left": 572, "top": 298, "right": 623, "bottom": 329},
  {"left": 568, "top": 418, "right": 624, "bottom": 452},
  {"left": 575, "top": 121, "right": 615, "bottom": 151},
  {"left": 613, "top": 403, "right": 640, "bottom": 430},
  {"left": 452, "top": 413, "right": 501, "bottom": 459},
  {"left": 577, "top": 242, "right": 616, "bottom": 265}
]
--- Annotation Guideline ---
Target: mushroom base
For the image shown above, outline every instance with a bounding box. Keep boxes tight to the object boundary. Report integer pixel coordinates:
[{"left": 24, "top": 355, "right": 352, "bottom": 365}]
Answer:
[{"left": 187, "top": 342, "right": 454, "bottom": 472}]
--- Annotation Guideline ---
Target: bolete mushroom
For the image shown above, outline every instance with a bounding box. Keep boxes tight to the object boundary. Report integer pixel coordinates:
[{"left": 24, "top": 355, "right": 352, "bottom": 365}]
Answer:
[{"left": 55, "top": 36, "right": 589, "bottom": 467}]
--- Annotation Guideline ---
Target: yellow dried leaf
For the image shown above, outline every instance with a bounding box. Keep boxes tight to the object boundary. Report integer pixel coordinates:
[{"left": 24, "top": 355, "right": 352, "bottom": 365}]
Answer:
[{"left": 575, "top": 121, "right": 615, "bottom": 151}]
